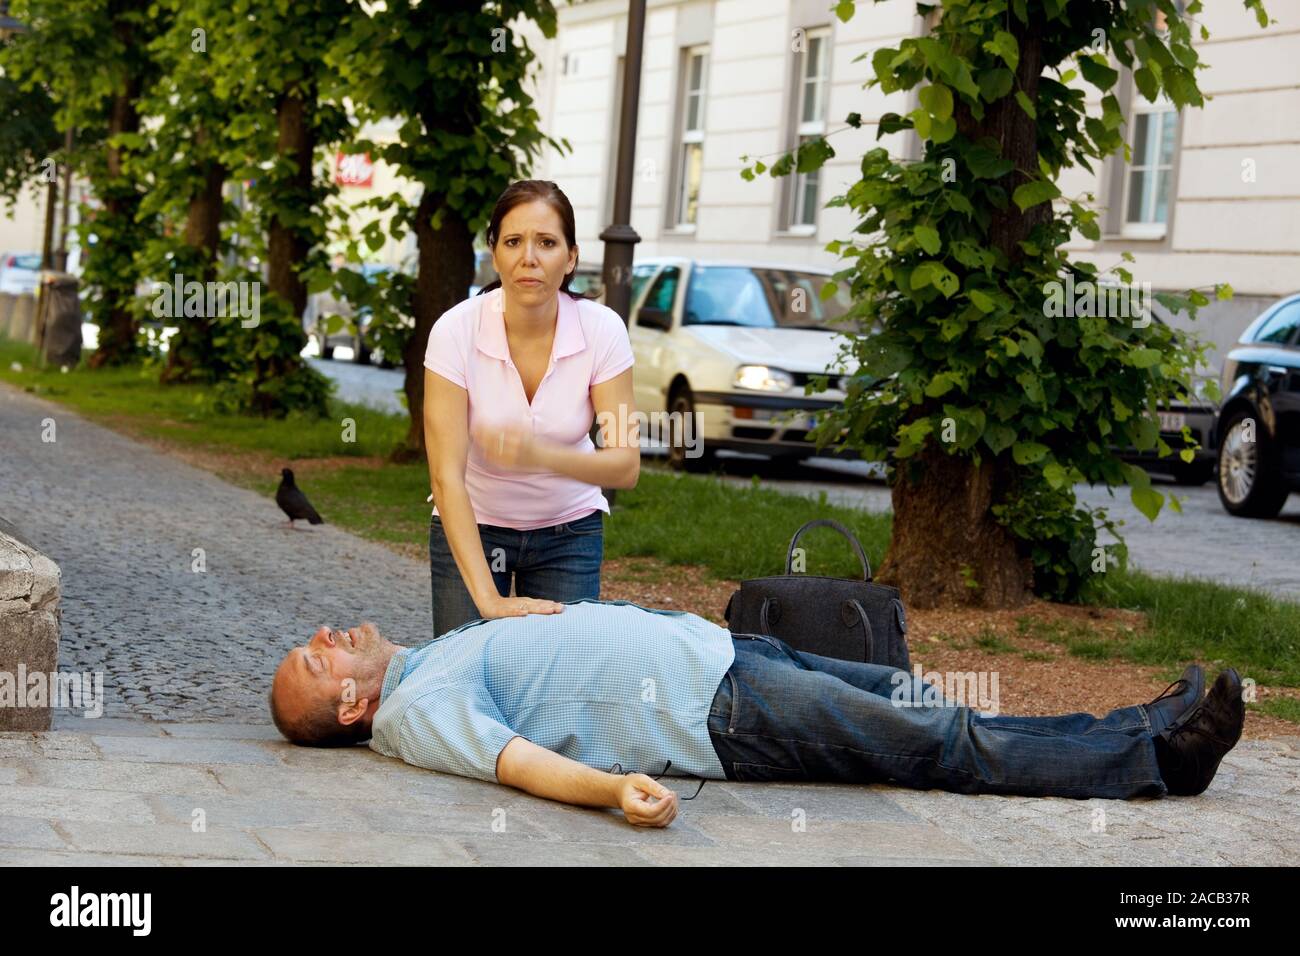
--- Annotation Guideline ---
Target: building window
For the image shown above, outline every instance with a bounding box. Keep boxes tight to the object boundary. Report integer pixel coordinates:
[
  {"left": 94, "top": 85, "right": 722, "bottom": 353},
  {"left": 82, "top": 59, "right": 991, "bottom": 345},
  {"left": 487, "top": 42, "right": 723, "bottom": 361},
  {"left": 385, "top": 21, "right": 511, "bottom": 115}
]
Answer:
[
  {"left": 786, "top": 28, "right": 832, "bottom": 233},
  {"left": 673, "top": 46, "right": 708, "bottom": 230},
  {"left": 1123, "top": 102, "right": 1177, "bottom": 238}
]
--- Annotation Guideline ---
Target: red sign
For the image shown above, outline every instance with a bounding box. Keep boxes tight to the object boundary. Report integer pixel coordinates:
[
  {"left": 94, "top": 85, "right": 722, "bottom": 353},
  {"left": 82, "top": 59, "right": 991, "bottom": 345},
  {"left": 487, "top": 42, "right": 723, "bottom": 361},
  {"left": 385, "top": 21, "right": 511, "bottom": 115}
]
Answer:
[{"left": 335, "top": 152, "right": 374, "bottom": 187}]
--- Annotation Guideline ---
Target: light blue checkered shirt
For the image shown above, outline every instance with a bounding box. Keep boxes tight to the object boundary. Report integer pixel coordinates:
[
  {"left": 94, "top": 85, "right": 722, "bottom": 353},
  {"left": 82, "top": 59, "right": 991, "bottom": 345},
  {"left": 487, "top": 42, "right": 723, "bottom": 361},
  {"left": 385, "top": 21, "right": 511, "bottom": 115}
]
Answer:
[{"left": 369, "top": 599, "right": 735, "bottom": 782}]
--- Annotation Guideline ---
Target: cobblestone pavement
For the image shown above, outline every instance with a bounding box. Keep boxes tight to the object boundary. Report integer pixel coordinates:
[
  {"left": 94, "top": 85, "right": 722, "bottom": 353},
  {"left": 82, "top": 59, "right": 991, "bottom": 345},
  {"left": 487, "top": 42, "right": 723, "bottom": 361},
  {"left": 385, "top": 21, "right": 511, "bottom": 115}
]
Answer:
[
  {"left": 0, "top": 382, "right": 432, "bottom": 721},
  {"left": 3, "top": 380, "right": 1298, "bottom": 866},
  {"left": 2, "top": 721, "right": 1296, "bottom": 866}
]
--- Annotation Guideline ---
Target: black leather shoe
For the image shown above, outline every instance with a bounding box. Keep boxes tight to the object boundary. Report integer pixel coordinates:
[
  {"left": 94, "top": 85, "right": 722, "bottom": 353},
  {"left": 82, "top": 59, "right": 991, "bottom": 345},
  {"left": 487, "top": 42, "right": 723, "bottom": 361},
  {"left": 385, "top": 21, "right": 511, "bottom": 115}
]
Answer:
[
  {"left": 1154, "top": 668, "right": 1246, "bottom": 796},
  {"left": 1145, "top": 664, "right": 1204, "bottom": 736}
]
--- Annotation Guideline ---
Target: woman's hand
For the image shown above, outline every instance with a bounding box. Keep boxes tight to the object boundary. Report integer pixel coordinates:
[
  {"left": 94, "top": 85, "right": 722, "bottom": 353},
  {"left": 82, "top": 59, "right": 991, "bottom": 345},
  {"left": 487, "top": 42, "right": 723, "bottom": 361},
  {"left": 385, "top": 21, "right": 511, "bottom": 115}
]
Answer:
[
  {"left": 472, "top": 421, "right": 545, "bottom": 471},
  {"left": 476, "top": 593, "right": 565, "bottom": 620}
]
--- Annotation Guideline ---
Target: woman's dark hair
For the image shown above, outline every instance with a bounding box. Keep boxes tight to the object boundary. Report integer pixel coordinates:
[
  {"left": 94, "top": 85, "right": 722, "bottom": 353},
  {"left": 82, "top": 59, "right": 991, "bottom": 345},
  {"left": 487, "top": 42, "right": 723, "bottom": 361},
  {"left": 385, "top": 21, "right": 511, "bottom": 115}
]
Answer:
[{"left": 476, "top": 179, "right": 593, "bottom": 300}]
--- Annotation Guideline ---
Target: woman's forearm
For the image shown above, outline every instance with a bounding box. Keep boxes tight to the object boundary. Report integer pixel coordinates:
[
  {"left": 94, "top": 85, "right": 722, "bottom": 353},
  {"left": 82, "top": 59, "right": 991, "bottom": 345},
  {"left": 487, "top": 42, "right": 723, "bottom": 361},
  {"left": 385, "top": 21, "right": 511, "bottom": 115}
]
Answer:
[
  {"left": 430, "top": 477, "right": 501, "bottom": 609},
  {"left": 531, "top": 442, "right": 639, "bottom": 490}
]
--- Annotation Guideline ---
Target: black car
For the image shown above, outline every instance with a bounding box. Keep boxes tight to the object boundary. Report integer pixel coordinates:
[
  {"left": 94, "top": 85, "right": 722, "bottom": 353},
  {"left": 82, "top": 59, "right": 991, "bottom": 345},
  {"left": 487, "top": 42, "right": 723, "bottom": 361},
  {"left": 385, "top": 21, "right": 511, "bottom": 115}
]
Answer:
[{"left": 1215, "top": 293, "right": 1300, "bottom": 517}]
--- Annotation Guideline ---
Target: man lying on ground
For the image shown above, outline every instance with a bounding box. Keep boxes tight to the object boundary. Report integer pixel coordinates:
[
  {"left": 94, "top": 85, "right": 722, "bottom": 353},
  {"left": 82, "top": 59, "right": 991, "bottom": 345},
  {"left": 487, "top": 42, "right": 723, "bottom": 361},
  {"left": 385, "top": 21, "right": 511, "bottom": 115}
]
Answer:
[{"left": 269, "top": 599, "right": 1245, "bottom": 828}]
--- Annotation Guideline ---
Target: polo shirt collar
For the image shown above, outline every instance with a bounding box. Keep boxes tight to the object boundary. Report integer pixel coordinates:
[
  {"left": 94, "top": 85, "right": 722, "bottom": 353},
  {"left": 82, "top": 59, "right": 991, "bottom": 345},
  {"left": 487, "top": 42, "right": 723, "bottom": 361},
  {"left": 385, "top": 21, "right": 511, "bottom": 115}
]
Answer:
[
  {"left": 475, "top": 287, "right": 586, "bottom": 363},
  {"left": 377, "top": 647, "right": 409, "bottom": 705}
]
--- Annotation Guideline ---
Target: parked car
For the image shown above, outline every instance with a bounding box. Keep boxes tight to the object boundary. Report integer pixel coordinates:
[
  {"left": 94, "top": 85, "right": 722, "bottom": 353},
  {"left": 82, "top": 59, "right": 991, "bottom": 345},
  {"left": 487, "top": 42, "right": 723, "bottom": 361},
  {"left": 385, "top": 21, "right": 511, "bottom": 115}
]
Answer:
[
  {"left": 1117, "top": 315, "right": 1219, "bottom": 485},
  {"left": 304, "top": 263, "right": 391, "bottom": 364},
  {"left": 627, "top": 258, "right": 854, "bottom": 471},
  {"left": 467, "top": 250, "right": 496, "bottom": 297},
  {"left": 1214, "top": 293, "right": 1300, "bottom": 517},
  {"left": 568, "top": 263, "right": 605, "bottom": 301},
  {"left": 0, "top": 252, "right": 41, "bottom": 295}
]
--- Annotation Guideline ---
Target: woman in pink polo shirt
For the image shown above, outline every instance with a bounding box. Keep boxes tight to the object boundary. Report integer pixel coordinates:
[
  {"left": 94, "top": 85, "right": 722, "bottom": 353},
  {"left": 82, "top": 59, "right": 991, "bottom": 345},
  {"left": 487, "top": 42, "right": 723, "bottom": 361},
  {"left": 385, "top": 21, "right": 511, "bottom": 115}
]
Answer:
[{"left": 422, "top": 180, "right": 640, "bottom": 636}]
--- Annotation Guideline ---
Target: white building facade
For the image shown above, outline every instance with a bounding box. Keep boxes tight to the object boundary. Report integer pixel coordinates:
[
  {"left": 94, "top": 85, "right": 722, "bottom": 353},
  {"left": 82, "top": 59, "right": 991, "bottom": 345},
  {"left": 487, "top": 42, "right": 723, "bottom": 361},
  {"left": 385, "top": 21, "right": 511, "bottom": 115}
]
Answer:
[{"left": 522, "top": 0, "right": 1300, "bottom": 367}]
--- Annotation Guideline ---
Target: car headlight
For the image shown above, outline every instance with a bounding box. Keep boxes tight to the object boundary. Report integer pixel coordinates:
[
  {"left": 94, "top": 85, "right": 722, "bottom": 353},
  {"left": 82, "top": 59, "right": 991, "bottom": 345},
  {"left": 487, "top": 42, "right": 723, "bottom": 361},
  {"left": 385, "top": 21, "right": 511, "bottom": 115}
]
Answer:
[{"left": 734, "top": 365, "right": 795, "bottom": 391}]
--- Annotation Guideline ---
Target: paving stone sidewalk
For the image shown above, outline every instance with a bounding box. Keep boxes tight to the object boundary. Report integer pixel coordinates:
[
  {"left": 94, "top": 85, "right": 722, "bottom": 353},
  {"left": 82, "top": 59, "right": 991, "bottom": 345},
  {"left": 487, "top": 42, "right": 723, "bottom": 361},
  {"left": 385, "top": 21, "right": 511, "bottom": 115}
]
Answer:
[{"left": 2, "top": 381, "right": 1299, "bottom": 866}]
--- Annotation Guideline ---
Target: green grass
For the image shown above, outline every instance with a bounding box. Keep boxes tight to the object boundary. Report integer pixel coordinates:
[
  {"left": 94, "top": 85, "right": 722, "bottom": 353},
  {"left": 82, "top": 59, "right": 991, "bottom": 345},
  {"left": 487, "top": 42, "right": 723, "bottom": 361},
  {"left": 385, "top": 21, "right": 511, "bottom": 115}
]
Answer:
[
  {"left": 4, "top": 334, "right": 1299, "bottom": 703},
  {"left": 972, "top": 629, "right": 1016, "bottom": 654},
  {"left": 1089, "top": 571, "right": 1300, "bottom": 685},
  {"left": 1251, "top": 696, "right": 1300, "bottom": 724},
  {"left": 0, "top": 338, "right": 405, "bottom": 459},
  {"left": 607, "top": 467, "right": 891, "bottom": 581}
]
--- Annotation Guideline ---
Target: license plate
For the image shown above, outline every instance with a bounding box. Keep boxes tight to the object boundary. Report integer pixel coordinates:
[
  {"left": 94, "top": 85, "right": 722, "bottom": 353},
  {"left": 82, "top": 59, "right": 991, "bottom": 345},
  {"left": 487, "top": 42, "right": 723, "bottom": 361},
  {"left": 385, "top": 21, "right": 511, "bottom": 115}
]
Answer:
[{"left": 1158, "top": 411, "right": 1186, "bottom": 432}]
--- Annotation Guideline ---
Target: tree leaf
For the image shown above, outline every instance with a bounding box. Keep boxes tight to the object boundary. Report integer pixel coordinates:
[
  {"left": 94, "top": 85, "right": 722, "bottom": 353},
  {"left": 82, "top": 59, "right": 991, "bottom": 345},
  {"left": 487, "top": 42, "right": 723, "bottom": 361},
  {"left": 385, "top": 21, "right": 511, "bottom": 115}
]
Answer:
[
  {"left": 1015, "top": 90, "right": 1037, "bottom": 119},
  {"left": 1078, "top": 54, "right": 1119, "bottom": 91},
  {"left": 978, "top": 68, "right": 1014, "bottom": 102},
  {"left": 1012, "top": 179, "right": 1060, "bottom": 211},
  {"left": 985, "top": 30, "right": 1019, "bottom": 71},
  {"left": 918, "top": 83, "right": 954, "bottom": 121},
  {"left": 1012, "top": 441, "right": 1049, "bottom": 465},
  {"left": 914, "top": 225, "right": 941, "bottom": 255},
  {"left": 1130, "top": 484, "right": 1164, "bottom": 522}
]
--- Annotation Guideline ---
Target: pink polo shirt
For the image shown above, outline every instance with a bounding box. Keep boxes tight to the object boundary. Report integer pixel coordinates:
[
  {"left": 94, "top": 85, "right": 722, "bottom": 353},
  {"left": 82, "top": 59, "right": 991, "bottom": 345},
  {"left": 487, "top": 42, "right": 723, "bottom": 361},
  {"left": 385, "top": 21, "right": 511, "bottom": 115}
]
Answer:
[{"left": 424, "top": 286, "right": 635, "bottom": 530}]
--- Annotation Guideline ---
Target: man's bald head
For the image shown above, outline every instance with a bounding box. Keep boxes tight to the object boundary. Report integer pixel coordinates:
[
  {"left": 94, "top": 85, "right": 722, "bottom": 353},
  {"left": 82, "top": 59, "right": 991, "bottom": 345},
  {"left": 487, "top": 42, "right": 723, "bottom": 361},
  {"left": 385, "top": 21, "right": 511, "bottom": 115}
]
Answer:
[{"left": 270, "top": 623, "right": 397, "bottom": 747}]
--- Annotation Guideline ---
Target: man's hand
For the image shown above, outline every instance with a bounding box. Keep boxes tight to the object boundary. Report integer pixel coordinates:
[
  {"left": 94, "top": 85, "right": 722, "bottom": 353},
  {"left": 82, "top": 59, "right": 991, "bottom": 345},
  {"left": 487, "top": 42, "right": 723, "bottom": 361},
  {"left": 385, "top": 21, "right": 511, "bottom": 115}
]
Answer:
[
  {"left": 617, "top": 773, "right": 679, "bottom": 828},
  {"left": 476, "top": 593, "right": 564, "bottom": 620}
]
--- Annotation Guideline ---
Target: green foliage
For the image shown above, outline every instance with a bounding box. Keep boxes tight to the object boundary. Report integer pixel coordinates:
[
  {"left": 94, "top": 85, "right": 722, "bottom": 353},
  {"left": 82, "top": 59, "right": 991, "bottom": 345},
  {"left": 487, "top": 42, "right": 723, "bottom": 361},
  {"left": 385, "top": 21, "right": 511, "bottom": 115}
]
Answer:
[
  {"left": 751, "top": 0, "right": 1268, "bottom": 601},
  {"left": 0, "top": 45, "right": 60, "bottom": 209},
  {"left": 2, "top": 0, "right": 169, "bottom": 365},
  {"left": 323, "top": 0, "right": 567, "bottom": 366}
]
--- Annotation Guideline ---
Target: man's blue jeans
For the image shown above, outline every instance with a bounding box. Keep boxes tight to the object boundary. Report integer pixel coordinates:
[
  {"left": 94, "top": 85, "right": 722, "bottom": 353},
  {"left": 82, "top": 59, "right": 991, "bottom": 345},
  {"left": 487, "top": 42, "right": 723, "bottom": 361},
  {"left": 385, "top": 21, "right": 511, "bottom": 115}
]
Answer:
[
  {"left": 707, "top": 634, "right": 1168, "bottom": 799},
  {"left": 428, "top": 510, "right": 603, "bottom": 637}
]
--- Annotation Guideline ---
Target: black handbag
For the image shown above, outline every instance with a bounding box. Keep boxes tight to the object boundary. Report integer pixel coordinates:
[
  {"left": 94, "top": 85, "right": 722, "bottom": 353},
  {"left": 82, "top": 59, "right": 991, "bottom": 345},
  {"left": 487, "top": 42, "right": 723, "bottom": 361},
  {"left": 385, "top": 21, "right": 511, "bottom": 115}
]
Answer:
[{"left": 723, "top": 519, "right": 911, "bottom": 669}]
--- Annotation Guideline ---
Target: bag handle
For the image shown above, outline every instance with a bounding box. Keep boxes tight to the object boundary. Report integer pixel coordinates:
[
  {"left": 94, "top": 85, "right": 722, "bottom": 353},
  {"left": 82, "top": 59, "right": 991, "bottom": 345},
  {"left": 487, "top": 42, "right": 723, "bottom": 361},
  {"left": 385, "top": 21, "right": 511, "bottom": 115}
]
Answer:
[
  {"left": 843, "top": 599, "right": 875, "bottom": 661},
  {"left": 785, "top": 519, "right": 872, "bottom": 581}
]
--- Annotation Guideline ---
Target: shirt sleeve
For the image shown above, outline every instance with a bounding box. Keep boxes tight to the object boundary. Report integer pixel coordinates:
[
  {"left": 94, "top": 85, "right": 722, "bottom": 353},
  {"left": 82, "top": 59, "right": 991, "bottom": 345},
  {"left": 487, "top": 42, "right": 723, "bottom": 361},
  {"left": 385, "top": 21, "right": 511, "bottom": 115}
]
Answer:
[
  {"left": 424, "top": 308, "right": 468, "bottom": 389},
  {"left": 396, "top": 684, "right": 520, "bottom": 782},
  {"left": 590, "top": 309, "right": 635, "bottom": 386}
]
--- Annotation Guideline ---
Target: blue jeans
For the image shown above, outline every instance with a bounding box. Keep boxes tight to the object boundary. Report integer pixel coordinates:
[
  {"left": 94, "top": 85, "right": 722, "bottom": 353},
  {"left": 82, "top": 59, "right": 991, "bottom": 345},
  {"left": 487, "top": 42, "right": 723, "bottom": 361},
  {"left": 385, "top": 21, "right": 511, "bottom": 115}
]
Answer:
[
  {"left": 428, "top": 509, "right": 604, "bottom": 637},
  {"left": 707, "top": 634, "right": 1167, "bottom": 799}
]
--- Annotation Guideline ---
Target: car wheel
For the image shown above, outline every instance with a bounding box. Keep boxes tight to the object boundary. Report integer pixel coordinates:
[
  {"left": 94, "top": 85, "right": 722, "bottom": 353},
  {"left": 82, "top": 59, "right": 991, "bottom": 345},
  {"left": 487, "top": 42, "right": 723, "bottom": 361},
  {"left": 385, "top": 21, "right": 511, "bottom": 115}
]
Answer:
[
  {"left": 1216, "top": 409, "right": 1289, "bottom": 518},
  {"left": 353, "top": 337, "right": 371, "bottom": 365},
  {"left": 1171, "top": 459, "right": 1214, "bottom": 486},
  {"left": 666, "top": 386, "right": 714, "bottom": 473}
]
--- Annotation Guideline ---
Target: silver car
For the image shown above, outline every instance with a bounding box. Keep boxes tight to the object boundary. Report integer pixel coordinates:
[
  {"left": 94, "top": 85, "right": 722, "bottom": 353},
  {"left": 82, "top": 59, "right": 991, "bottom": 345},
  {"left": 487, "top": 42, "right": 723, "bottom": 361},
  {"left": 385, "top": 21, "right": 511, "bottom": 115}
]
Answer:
[{"left": 0, "top": 252, "right": 41, "bottom": 295}]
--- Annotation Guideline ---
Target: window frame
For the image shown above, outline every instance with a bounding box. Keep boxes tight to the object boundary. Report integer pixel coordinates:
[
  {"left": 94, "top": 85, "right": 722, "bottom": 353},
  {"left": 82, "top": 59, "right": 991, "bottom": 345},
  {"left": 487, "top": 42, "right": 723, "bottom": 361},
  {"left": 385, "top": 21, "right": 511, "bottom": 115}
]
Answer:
[
  {"left": 671, "top": 46, "right": 710, "bottom": 232},
  {"left": 781, "top": 26, "right": 832, "bottom": 236},
  {"left": 1121, "top": 96, "right": 1178, "bottom": 240}
]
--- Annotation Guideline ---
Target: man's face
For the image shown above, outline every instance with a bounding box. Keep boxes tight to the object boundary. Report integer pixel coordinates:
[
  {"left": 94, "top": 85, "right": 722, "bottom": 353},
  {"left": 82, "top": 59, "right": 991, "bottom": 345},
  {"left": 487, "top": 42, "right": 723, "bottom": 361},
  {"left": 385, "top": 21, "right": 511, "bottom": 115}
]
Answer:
[{"left": 273, "top": 623, "right": 390, "bottom": 729}]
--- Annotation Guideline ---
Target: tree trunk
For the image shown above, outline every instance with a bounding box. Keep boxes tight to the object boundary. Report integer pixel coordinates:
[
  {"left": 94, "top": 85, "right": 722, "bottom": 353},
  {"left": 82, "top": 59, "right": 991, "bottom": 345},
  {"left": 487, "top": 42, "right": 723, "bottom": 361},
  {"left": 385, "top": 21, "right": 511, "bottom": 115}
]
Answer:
[
  {"left": 267, "top": 92, "right": 313, "bottom": 318},
  {"left": 250, "top": 91, "right": 316, "bottom": 416},
  {"left": 881, "top": 13, "right": 1047, "bottom": 607},
  {"left": 393, "top": 190, "right": 475, "bottom": 462},
  {"left": 40, "top": 177, "right": 57, "bottom": 271},
  {"left": 878, "top": 445, "right": 1033, "bottom": 608},
  {"left": 87, "top": 87, "right": 143, "bottom": 369},
  {"left": 162, "top": 131, "right": 226, "bottom": 384}
]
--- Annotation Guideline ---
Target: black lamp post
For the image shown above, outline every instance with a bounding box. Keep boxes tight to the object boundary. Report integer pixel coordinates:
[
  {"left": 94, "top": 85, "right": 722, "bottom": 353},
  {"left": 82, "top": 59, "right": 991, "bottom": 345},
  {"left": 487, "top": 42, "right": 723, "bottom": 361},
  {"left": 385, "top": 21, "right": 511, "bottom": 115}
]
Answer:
[
  {"left": 593, "top": 1, "right": 647, "bottom": 509},
  {"left": 598, "top": 0, "right": 646, "bottom": 326}
]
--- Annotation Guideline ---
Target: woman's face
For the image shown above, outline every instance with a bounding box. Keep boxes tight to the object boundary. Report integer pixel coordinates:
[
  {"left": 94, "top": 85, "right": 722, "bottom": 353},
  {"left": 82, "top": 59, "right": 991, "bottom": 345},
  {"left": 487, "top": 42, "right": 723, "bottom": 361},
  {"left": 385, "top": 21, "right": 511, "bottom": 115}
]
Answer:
[{"left": 492, "top": 200, "right": 578, "bottom": 309}]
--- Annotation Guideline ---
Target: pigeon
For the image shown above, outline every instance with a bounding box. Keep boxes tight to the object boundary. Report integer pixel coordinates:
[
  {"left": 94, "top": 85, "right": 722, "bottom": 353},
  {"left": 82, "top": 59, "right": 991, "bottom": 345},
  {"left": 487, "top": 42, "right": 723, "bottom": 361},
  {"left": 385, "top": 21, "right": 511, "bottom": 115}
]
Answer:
[{"left": 276, "top": 468, "right": 324, "bottom": 529}]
